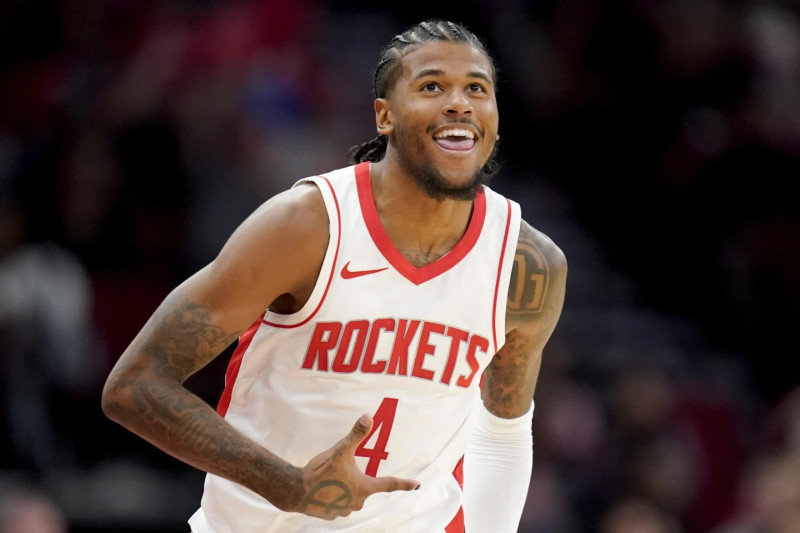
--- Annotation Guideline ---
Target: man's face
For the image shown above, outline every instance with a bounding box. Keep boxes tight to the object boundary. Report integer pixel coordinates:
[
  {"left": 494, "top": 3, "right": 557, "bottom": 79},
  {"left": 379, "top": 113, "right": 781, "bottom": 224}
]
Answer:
[{"left": 376, "top": 41, "right": 499, "bottom": 200}]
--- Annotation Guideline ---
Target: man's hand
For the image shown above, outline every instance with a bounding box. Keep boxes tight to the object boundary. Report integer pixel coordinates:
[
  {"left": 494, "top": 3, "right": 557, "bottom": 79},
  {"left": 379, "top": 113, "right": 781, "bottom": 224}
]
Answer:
[{"left": 298, "top": 414, "right": 420, "bottom": 520}]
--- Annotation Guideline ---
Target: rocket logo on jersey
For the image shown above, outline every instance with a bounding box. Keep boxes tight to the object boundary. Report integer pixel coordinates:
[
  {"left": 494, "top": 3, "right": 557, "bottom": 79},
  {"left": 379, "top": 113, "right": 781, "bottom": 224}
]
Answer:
[{"left": 301, "top": 318, "right": 490, "bottom": 388}]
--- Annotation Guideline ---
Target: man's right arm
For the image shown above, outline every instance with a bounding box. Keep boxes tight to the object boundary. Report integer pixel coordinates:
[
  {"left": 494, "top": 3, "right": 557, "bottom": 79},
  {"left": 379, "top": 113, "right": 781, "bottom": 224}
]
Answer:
[
  {"left": 102, "top": 183, "right": 326, "bottom": 511},
  {"left": 101, "top": 183, "right": 418, "bottom": 518}
]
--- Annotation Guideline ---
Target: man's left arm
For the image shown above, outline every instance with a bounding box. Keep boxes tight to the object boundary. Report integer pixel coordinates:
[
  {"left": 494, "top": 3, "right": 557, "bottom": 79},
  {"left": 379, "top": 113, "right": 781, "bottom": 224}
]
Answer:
[{"left": 463, "top": 219, "right": 568, "bottom": 532}]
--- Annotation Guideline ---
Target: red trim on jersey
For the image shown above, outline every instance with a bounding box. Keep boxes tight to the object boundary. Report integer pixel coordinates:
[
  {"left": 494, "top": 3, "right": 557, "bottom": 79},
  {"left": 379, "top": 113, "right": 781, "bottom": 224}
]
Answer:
[
  {"left": 261, "top": 175, "right": 341, "bottom": 328},
  {"left": 217, "top": 313, "right": 263, "bottom": 416},
  {"left": 355, "top": 162, "right": 487, "bottom": 285},
  {"left": 491, "top": 199, "right": 514, "bottom": 354},
  {"left": 445, "top": 456, "right": 465, "bottom": 533}
]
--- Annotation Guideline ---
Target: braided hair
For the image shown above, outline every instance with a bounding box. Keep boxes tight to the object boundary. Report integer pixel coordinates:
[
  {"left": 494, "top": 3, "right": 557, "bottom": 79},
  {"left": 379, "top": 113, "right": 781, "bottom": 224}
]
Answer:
[{"left": 348, "top": 19, "right": 499, "bottom": 176}]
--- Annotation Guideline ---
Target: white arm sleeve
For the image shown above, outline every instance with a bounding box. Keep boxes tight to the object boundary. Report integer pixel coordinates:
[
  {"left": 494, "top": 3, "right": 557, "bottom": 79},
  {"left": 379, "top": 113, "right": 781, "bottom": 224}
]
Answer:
[{"left": 462, "top": 401, "right": 534, "bottom": 533}]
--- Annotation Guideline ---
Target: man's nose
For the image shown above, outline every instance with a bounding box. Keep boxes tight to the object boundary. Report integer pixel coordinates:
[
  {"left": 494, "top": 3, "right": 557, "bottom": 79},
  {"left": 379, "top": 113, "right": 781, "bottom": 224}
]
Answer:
[{"left": 443, "top": 91, "right": 472, "bottom": 115}]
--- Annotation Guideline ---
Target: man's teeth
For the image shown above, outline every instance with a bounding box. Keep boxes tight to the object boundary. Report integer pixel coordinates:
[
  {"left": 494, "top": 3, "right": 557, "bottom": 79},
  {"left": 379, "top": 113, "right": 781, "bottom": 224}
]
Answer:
[{"left": 434, "top": 129, "right": 475, "bottom": 139}]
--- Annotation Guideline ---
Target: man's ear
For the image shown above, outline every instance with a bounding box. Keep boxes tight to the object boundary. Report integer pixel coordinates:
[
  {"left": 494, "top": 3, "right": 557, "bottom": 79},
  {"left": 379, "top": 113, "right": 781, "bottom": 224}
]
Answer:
[{"left": 375, "top": 98, "right": 393, "bottom": 135}]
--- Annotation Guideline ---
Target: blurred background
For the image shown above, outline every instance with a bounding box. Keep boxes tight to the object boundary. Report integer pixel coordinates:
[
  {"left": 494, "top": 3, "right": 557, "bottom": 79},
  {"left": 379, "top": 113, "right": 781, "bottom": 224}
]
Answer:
[{"left": 1, "top": 1, "right": 798, "bottom": 532}]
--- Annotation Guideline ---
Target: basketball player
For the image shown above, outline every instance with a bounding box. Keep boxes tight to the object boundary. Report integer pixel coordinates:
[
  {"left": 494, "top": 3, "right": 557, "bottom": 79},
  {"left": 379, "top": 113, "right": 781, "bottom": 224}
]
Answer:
[{"left": 102, "top": 19, "right": 567, "bottom": 532}]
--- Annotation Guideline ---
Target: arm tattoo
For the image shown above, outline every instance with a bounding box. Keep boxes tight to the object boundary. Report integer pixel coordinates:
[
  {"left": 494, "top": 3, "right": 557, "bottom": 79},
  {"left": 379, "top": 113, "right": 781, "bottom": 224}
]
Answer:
[
  {"left": 508, "top": 237, "right": 550, "bottom": 318},
  {"left": 140, "top": 298, "right": 239, "bottom": 382},
  {"left": 106, "top": 295, "right": 304, "bottom": 504},
  {"left": 483, "top": 222, "right": 566, "bottom": 417},
  {"left": 483, "top": 329, "right": 537, "bottom": 417}
]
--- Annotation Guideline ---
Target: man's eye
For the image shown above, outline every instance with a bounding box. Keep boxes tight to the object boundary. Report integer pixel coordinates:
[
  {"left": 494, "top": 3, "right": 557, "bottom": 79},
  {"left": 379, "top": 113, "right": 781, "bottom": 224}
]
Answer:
[
  {"left": 468, "top": 83, "right": 486, "bottom": 92},
  {"left": 422, "top": 82, "right": 439, "bottom": 91}
]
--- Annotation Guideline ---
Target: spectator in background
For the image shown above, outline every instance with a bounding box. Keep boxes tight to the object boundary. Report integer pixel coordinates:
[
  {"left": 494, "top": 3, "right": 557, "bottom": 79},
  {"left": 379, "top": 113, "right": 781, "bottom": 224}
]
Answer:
[
  {"left": 713, "top": 384, "right": 800, "bottom": 533},
  {"left": 0, "top": 198, "right": 97, "bottom": 470},
  {"left": 0, "top": 486, "right": 67, "bottom": 533},
  {"left": 600, "top": 497, "right": 683, "bottom": 533}
]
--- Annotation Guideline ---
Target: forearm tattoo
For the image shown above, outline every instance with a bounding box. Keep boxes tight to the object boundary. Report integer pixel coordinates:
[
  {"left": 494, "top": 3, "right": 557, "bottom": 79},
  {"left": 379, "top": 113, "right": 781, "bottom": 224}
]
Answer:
[
  {"left": 106, "top": 294, "right": 239, "bottom": 442},
  {"left": 105, "top": 295, "right": 304, "bottom": 503}
]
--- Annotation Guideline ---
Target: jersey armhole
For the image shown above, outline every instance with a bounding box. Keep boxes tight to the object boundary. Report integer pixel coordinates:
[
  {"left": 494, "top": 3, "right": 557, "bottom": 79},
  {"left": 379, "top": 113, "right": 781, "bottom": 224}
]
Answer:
[{"left": 260, "top": 175, "right": 341, "bottom": 328}]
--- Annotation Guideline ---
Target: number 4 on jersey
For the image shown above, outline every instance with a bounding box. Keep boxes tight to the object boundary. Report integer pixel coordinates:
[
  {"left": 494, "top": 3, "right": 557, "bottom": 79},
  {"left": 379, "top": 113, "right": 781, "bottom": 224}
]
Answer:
[{"left": 355, "top": 397, "right": 398, "bottom": 476}]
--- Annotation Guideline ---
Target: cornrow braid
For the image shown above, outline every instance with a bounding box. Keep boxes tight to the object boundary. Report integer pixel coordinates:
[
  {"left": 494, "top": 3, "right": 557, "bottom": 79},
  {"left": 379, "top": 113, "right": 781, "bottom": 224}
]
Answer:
[
  {"left": 372, "top": 19, "right": 494, "bottom": 101},
  {"left": 348, "top": 135, "right": 388, "bottom": 166},
  {"left": 348, "top": 19, "right": 498, "bottom": 165}
]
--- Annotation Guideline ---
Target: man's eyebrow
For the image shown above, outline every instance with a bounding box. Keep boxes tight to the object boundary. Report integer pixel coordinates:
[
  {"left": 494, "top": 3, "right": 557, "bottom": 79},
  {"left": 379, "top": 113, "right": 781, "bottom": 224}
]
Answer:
[
  {"left": 414, "top": 68, "right": 445, "bottom": 80},
  {"left": 413, "top": 69, "right": 493, "bottom": 84},
  {"left": 468, "top": 72, "right": 493, "bottom": 84}
]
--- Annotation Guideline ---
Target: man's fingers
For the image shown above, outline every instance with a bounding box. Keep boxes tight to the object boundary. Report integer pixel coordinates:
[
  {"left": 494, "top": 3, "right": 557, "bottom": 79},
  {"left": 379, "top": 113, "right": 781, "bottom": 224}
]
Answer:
[
  {"left": 344, "top": 413, "right": 373, "bottom": 448},
  {"left": 370, "top": 476, "right": 421, "bottom": 494}
]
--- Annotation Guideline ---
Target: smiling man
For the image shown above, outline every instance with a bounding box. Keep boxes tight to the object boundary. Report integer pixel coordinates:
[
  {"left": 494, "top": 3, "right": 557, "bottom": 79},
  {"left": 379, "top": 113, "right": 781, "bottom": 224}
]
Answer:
[{"left": 102, "top": 19, "right": 567, "bottom": 533}]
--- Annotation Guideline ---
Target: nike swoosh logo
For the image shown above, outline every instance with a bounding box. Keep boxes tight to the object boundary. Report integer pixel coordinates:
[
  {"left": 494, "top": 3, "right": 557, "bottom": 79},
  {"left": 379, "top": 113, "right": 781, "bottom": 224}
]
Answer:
[{"left": 341, "top": 261, "right": 388, "bottom": 279}]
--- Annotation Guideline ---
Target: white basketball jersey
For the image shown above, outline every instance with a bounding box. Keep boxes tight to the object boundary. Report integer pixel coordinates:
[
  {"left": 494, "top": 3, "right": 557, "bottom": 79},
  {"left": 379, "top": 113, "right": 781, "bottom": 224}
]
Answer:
[{"left": 189, "top": 162, "right": 521, "bottom": 533}]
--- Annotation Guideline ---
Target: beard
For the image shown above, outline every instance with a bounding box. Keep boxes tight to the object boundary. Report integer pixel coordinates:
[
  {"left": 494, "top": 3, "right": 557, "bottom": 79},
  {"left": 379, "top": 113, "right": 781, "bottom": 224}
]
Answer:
[{"left": 394, "top": 133, "right": 500, "bottom": 202}]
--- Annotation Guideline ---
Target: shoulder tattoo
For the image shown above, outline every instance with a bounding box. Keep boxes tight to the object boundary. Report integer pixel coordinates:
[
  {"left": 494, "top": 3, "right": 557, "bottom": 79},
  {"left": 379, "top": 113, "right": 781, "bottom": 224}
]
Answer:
[{"left": 508, "top": 231, "right": 550, "bottom": 318}]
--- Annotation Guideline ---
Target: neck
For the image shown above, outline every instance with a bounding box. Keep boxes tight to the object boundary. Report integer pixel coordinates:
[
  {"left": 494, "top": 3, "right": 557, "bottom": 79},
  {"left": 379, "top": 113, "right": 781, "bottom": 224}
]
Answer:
[{"left": 369, "top": 160, "right": 475, "bottom": 264}]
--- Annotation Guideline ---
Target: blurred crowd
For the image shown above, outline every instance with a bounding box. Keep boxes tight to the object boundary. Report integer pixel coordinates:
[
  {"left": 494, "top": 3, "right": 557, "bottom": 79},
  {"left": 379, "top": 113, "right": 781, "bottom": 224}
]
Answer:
[{"left": 0, "top": 1, "right": 798, "bottom": 532}]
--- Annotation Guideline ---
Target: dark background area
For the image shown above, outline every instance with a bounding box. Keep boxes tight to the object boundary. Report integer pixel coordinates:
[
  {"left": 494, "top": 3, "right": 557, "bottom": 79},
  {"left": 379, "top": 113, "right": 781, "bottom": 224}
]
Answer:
[{"left": 1, "top": 1, "right": 798, "bottom": 532}]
